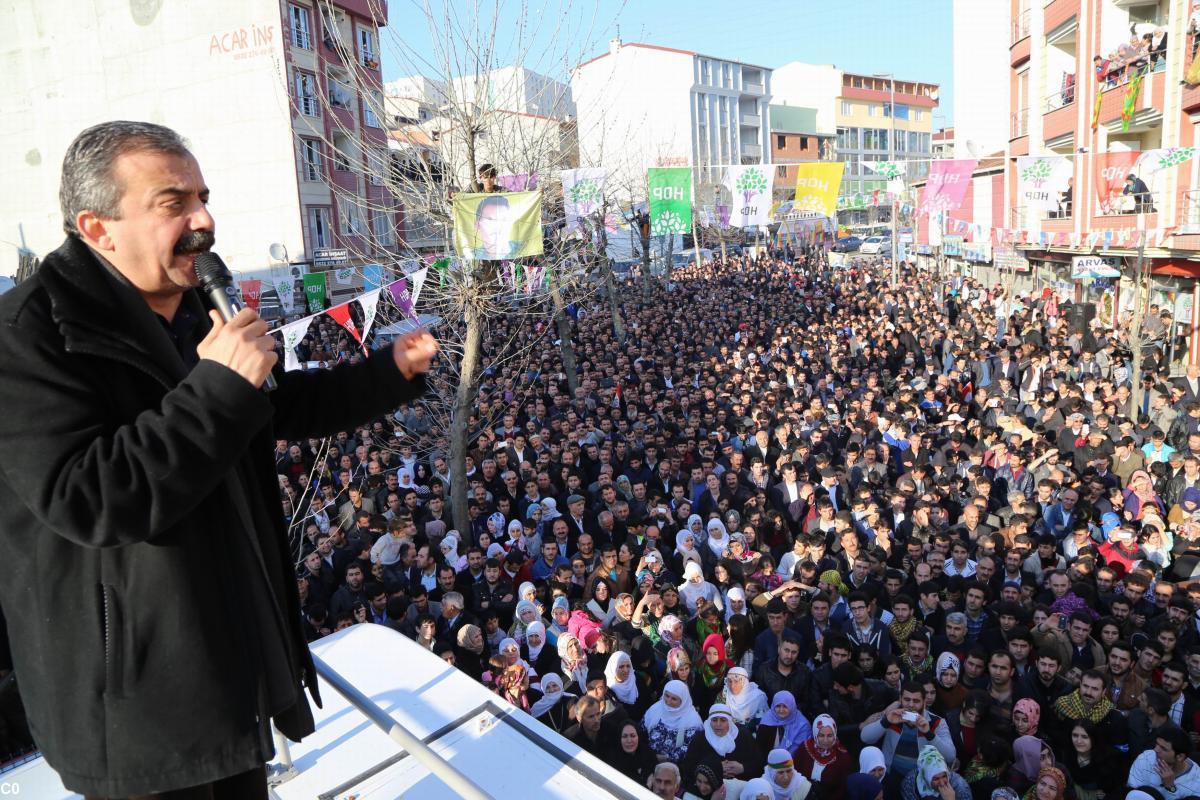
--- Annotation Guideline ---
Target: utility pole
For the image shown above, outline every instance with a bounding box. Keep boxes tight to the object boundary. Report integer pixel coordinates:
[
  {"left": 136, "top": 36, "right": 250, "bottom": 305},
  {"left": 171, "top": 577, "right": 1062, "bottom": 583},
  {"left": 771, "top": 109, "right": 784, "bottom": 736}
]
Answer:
[{"left": 875, "top": 72, "right": 898, "bottom": 286}]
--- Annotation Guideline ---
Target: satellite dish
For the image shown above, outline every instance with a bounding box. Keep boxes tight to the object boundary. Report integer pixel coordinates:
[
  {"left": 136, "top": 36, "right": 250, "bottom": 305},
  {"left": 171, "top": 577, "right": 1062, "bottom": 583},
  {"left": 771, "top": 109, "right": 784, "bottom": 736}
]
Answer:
[
  {"left": 929, "top": 88, "right": 939, "bottom": 102},
  {"left": 269, "top": 243, "right": 287, "bottom": 262},
  {"left": 965, "top": 140, "right": 981, "bottom": 158}
]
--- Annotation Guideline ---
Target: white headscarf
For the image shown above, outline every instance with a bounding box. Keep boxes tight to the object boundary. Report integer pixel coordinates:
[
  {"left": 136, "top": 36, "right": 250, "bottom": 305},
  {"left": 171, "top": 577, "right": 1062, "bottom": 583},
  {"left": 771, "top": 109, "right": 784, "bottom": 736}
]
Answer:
[
  {"left": 675, "top": 530, "right": 703, "bottom": 565},
  {"left": 725, "top": 586, "right": 748, "bottom": 621},
  {"left": 530, "top": 673, "right": 573, "bottom": 718},
  {"left": 705, "top": 518, "right": 730, "bottom": 557},
  {"left": 701, "top": 704, "right": 739, "bottom": 756},
  {"left": 859, "top": 746, "right": 886, "bottom": 775},
  {"left": 643, "top": 679, "right": 702, "bottom": 733},
  {"left": 605, "top": 650, "right": 639, "bottom": 705},
  {"left": 678, "top": 562, "right": 712, "bottom": 613},
  {"left": 723, "top": 667, "right": 768, "bottom": 723},
  {"left": 525, "top": 621, "right": 547, "bottom": 661}
]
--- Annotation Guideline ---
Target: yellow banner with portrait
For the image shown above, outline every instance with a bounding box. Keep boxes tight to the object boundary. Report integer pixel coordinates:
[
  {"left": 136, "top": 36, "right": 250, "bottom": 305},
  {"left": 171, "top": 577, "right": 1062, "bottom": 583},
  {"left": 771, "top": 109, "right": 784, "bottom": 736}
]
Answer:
[{"left": 452, "top": 191, "right": 544, "bottom": 260}]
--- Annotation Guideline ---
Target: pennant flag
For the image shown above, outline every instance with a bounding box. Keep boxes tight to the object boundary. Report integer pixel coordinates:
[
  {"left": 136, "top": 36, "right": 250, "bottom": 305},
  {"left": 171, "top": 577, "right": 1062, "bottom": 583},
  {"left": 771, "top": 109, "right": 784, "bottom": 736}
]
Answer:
[
  {"left": 865, "top": 160, "right": 905, "bottom": 195},
  {"left": 325, "top": 303, "right": 363, "bottom": 347},
  {"left": 497, "top": 173, "right": 538, "bottom": 192},
  {"left": 388, "top": 267, "right": 428, "bottom": 323},
  {"left": 363, "top": 263, "right": 385, "bottom": 291},
  {"left": 303, "top": 272, "right": 327, "bottom": 313},
  {"left": 334, "top": 267, "right": 355, "bottom": 286},
  {"left": 432, "top": 257, "right": 449, "bottom": 286},
  {"left": 358, "top": 288, "right": 382, "bottom": 341},
  {"left": 1016, "top": 156, "right": 1072, "bottom": 210},
  {"left": 453, "top": 191, "right": 544, "bottom": 260},
  {"left": 793, "top": 162, "right": 845, "bottom": 217},
  {"left": 647, "top": 167, "right": 693, "bottom": 235},
  {"left": 275, "top": 279, "right": 295, "bottom": 314},
  {"left": 1103, "top": 230, "right": 1113, "bottom": 250},
  {"left": 239, "top": 279, "right": 262, "bottom": 311},
  {"left": 561, "top": 168, "right": 607, "bottom": 230},
  {"left": 723, "top": 165, "right": 774, "bottom": 227},
  {"left": 409, "top": 266, "right": 428, "bottom": 307},
  {"left": 715, "top": 203, "right": 731, "bottom": 227},
  {"left": 1093, "top": 150, "right": 1140, "bottom": 215},
  {"left": 280, "top": 317, "right": 313, "bottom": 372},
  {"left": 920, "top": 160, "right": 977, "bottom": 215},
  {"left": 1091, "top": 92, "right": 1103, "bottom": 131}
]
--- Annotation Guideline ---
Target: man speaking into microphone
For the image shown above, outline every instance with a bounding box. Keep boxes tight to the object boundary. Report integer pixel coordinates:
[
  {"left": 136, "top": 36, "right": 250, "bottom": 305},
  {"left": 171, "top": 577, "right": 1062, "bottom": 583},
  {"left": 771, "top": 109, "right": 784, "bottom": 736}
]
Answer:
[{"left": 0, "top": 121, "right": 437, "bottom": 798}]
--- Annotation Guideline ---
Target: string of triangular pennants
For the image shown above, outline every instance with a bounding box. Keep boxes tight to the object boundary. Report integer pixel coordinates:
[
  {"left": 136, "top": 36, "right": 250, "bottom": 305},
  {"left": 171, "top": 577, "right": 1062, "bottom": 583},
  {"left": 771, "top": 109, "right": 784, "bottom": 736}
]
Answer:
[{"left": 273, "top": 268, "right": 428, "bottom": 372}]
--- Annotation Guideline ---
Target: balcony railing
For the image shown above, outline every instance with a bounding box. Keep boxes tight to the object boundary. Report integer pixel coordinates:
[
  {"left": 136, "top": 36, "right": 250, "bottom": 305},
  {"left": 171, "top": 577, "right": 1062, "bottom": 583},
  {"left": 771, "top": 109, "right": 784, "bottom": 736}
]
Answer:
[
  {"left": 1011, "top": 108, "right": 1029, "bottom": 138},
  {"left": 1098, "top": 189, "right": 1163, "bottom": 216},
  {"left": 1098, "top": 46, "right": 1166, "bottom": 90},
  {"left": 1045, "top": 80, "right": 1076, "bottom": 112},
  {"left": 329, "top": 84, "right": 354, "bottom": 110},
  {"left": 743, "top": 82, "right": 765, "bottom": 95},
  {"left": 1013, "top": 9, "right": 1031, "bottom": 42},
  {"left": 1179, "top": 190, "right": 1200, "bottom": 233}
]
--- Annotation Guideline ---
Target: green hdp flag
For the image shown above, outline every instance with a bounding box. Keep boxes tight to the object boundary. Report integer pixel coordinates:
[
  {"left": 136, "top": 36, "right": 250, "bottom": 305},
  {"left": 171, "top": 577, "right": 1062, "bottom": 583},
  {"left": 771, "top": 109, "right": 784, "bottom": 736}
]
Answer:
[
  {"left": 432, "top": 257, "right": 449, "bottom": 286},
  {"left": 302, "top": 272, "right": 326, "bottom": 313},
  {"left": 647, "top": 167, "right": 692, "bottom": 236}
]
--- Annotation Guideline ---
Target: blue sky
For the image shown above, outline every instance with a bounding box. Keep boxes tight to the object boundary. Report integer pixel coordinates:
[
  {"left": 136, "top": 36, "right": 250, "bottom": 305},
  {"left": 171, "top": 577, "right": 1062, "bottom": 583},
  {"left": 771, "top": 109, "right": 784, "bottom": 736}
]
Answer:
[{"left": 381, "top": 0, "right": 955, "bottom": 124}]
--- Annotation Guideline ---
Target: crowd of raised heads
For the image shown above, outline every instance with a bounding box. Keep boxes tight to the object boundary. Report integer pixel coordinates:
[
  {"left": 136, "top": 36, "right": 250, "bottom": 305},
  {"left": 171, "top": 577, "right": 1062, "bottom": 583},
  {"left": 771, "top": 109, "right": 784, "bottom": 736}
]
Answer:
[{"left": 282, "top": 245, "right": 1200, "bottom": 800}]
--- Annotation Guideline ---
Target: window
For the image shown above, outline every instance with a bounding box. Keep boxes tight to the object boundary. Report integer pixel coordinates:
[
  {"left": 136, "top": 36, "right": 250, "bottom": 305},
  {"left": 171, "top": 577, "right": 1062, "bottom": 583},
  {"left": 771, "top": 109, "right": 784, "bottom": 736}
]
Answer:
[
  {"left": 868, "top": 104, "right": 879, "bottom": 118},
  {"left": 363, "top": 91, "right": 382, "bottom": 128},
  {"left": 373, "top": 209, "right": 395, "bottom": 246},
  {"left": 701, "top": 60, "right": 711, "bottom": 84},
  {"left": 340, "top": 202, "right": 366, "bottom": 237},
  {"left": 289, "top": 4, "right": 312, "bottom": 49},
  {"left": 721, "top": 63, "right": 731, "bottom": 88},
  {"left": 358, "top": 26, "right": 378, "bottom": 68},
  {"left": 331, "top": 137, "right": 352, "bottom": 171},
  {"left": 328, "top": 73, "right": 353, "bottom": 110},
  {"left": 367, "top": 147, "right": 387, "bottom": 185},
  {"left": 309, "top": 207, "right": 333, "bottom": 248},
  {"left": 300, "top": 138, "right": 322, "bottom": 181},
  {"left": 776, "top": 134, "right": 787, "bottom": 149},
  {"left": 294, "top": 70, "right": 318, "bottom": 116},
  {"left": 913, "top": 109, "right": 924, "bottom": 122},
  {"left": 800, "top": 136, "right": 809, "bottom": 150},
  {"left": 877, "top": 129, "right": 889, "bottom": 151},
  {"left": 777, "top": 165, "right": 787, "bottom": 178},
  {"left": 841, "top": 101, "right": 852, "bottom": 116}
]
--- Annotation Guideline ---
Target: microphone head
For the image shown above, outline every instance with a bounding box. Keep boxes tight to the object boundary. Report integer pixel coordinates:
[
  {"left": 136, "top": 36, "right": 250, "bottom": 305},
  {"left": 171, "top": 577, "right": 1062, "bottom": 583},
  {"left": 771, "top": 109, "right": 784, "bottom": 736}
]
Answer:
[{"left": 194, "top": 251, "right": 231, "bottom": 288}]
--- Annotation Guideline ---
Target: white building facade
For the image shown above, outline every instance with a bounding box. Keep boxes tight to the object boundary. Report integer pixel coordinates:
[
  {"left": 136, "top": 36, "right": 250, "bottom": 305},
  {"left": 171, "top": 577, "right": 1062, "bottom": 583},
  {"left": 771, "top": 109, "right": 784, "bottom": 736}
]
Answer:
[{"left": 571, "top": 40, "right": 771, "bottom": 201}]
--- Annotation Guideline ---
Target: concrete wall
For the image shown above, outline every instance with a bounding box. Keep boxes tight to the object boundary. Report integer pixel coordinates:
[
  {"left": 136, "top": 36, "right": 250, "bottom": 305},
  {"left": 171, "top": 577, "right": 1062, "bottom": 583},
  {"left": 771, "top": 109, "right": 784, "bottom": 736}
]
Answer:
[
  {"left": 0, "top": 0, "right": 306, "bottom": 276},
  {"left": 953, "top": 0, "right": 1012, "bottom": 157},
  {"left": 770, "top": 62, "right": 841, "bottom": 135}
]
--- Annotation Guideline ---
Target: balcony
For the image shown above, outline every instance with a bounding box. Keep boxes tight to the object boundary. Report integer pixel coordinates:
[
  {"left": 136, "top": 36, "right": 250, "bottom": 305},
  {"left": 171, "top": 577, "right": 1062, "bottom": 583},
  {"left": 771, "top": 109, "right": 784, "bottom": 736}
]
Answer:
[
  {"left": 1044, "top": 82, "right": 1076, "bottom": 140},
  {"left": 1112, "top": 0, "right": 1160, "bottom": 7},
  {"left": 740, "top": 142, "right": 763, "bottom": 159},
  {"left": 743, "top": 82, "right": 764, "bottom": 96},
  {"left": 740, "top": 112, "right": 761, "bottom": 127},
  {"left": 1012, "top": 9, "right": 1031, "bottom": 42},
  {"left": 1179, "top": 190, "right": 1200, "bottom": 234},
  {"left": 1097, "top": 189, "right": 1163, "bottom": 221}
]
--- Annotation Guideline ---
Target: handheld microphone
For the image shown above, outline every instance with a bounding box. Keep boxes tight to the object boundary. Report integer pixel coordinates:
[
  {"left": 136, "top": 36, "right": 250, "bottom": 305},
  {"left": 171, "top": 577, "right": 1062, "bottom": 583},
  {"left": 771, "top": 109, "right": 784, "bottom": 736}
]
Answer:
[{"left": 194, "top": 251, "right": 278, "bottom": 392}]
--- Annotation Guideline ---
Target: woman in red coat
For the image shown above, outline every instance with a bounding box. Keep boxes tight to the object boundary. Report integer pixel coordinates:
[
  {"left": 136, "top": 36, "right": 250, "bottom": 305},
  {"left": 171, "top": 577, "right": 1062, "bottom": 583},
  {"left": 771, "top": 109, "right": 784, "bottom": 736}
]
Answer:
[{"left": 793, "top": 713, "right": 853, "bottom": 800}]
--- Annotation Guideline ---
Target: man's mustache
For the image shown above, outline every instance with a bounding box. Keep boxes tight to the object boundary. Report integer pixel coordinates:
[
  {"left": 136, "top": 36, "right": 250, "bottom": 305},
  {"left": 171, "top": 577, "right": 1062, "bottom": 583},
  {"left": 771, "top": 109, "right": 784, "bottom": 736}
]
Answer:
[{"left": 174, "top": 230, "right": 215, "bottom": 255}]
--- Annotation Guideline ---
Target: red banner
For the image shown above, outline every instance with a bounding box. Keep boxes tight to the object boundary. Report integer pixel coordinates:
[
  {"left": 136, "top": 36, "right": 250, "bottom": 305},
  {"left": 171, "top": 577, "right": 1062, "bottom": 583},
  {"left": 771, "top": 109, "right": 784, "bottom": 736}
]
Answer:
[
  {"left": 324, "top": 303, "right": 363, "bottom": 347},
  {"left": 1093, "top": 151, "right": 1140, "bottom": 216},
  {"left": 239, "top": 279, "right": 262, "bottom": 311}
]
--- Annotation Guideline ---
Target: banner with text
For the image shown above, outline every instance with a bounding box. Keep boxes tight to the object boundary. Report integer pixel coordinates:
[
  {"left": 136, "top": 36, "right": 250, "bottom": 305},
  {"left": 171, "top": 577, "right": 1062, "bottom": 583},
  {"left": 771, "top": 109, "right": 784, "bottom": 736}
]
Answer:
[
  {"left": 302, "top": 272, "right": 326, "bottom": 313},
  {"left": 239, "top": 279, "right": 262, "bottom": 311},
  {"left": 1093, "top": 150, "right": 1141, "bottom": 216},
  {"left": 1016, "top": 156, "right": 1072, "bottom": 211},
  {"left": 919, "top": 159, "right": 977, "bottom": 215},
  {"left": 792, "top": 162, "right": 845, "bottom": 218},
  {"left": 561, "top": 168, "right": 607, "bottom": 230},
  {"left": 864, "top": 160, "right": 906, "bottom": 195},
  {"left": 723, "top": 164, "right": 774, "bottom": 227},
  {"left": 452, "top": 191, "right": 544, "bottom": 260},
  {"left": 647, "top": 167, "right": 693, "bottom": 235}
]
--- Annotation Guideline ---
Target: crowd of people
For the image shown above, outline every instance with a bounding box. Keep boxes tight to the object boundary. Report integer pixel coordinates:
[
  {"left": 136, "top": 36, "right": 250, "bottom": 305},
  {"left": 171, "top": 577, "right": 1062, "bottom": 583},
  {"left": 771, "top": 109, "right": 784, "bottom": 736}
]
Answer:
[{"left": 278, "top": 248, "right": 1200, "bottom": 800}]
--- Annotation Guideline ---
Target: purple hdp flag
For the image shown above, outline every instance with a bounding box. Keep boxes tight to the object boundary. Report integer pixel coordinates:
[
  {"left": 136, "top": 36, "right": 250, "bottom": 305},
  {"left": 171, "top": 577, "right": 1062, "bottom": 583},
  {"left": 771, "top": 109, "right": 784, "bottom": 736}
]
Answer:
[
  {"left": 388, "top": 279, "right": 416, "bottom": 321},
  {"left": 716, "top": 204, "right": 731, "bottom": 227}
]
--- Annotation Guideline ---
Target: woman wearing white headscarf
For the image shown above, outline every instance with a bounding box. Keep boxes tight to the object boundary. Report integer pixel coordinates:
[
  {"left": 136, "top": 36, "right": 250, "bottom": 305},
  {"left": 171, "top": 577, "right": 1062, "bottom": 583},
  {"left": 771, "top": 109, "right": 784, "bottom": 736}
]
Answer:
[
  {"left": 605, "top": 650, "right": 641, "bottom": 713},
  {"left": 901, "top": 746, "right": 971, "bottom": 800},
  {"left": 508, "top": 599, "right": 544, "bottom": 644},
  {"left": 643, "top": 679, "right": 703, "bottom": 763},
  {"left": 704, "top": 518, "right": 731, "bottom": 561},
  {"left": 719, "top": 667, "right": 767, "bottom": 728},
  {"left": 522, "top": 620, "right": 557, "bottom": 677},
  {"left": 557, "top": 632, "right": 590, "bottom": 692},
  {"left": 679, "top": 562, "right": 721, "bottom": 615},
  {"left": 529, "top": 673, "right": 574, "bottom": 733},
  {"left": 679, "top": 704, "right": 765, "bottom": 788},
  {"left": 675, "top": 528, "right": 705, "bottom": 574},
  {"left": 725, "top": 586, "right": 749, "bottom": 622}
]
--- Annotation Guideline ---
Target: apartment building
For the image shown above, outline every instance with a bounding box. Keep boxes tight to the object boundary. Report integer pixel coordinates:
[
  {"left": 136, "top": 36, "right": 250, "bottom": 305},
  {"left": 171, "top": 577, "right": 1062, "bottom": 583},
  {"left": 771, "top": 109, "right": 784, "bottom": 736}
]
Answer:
[
  {"left": 0, "top": 0, "right": 395, "bottom": 279},
  {"left": 572, "top": 39, "right": 772, "bottom": 201}
]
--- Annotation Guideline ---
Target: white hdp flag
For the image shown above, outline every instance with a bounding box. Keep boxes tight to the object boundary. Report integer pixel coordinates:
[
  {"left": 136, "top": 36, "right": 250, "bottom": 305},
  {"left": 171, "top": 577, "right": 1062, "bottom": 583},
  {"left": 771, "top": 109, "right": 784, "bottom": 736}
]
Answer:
[
  {"left": 1016, "top": 156, "right": 1072, "bottom": 211},
  {"left": 409, "top": 267, "right": 428, "bottom": 307},
  {"left": 864, "top": 161, "right": 906, "bottom": 195},
  {"left": 358, "top": 289, "right": 382, "bottom": 341},
  {"left": 280, "top": 317, "right": 313, "bottom": 372},
  {"left": 561, "top": 168, "right": 607, "bottom": 230},
  {"left": 274, "top": 279, "right": 295, "bottom": 314},
  {"left": 334, "top": 267, "right": 355, "bottom": 285},
  {"left": 723, "top": 165, "right": 773, "bottom": 227}
]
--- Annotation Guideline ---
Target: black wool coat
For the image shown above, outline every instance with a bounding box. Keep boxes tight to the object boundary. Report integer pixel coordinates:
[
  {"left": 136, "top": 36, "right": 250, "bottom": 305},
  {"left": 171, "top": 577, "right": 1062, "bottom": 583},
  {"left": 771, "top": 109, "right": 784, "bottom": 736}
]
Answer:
[{"left": 0, "top": 237, "right": 426, "bottom": 796}]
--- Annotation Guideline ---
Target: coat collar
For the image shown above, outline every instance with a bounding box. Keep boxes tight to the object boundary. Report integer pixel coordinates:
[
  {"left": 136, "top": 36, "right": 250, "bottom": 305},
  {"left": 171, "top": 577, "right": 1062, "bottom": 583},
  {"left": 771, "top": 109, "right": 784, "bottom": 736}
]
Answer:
[{"left": 39, "top": 236, "right": 210, "bottom": 386}]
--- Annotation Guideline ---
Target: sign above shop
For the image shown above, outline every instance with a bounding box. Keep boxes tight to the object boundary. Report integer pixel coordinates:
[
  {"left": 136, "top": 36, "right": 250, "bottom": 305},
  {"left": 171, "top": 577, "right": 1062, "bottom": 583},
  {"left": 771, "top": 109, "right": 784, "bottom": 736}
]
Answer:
[
  {"left": 963, "top": 242, "right": 992, "bottom": 263},
  {"left": 995, "top": 244, "right": 1031, "bottom": 273},
  {"left": 943, "top": 235, "right": 963, "bottom": 257},
  {"left": 1071, "top": 255, "right": 1122, "bottom": 279}
]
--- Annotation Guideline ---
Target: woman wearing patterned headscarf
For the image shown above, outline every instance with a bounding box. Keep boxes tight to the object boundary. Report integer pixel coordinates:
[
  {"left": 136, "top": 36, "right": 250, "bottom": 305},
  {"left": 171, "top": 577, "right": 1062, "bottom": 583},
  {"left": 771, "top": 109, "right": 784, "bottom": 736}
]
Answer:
[
  {"left": 1023, "top": 766, "right": 1066, "bottom": 800},
  {"left": 933, "top": 652, "right": 966, "bottom": 714},
  {"left": 794, "top": 714, "right": 852, "bottom": 800},
  {"left": 901, "top": 746, "right": 971, "bottom": 799},
  {"left": 1011, "top": 698, "right": 1040, "bottom": 739}
]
